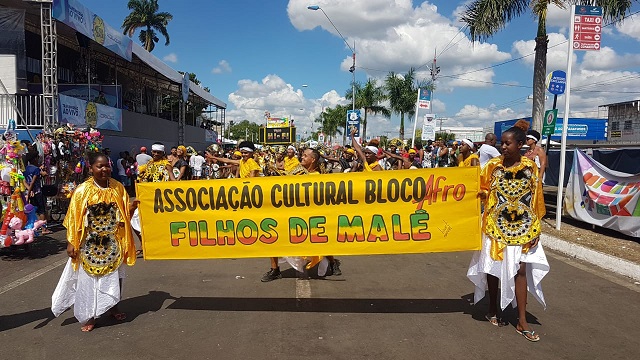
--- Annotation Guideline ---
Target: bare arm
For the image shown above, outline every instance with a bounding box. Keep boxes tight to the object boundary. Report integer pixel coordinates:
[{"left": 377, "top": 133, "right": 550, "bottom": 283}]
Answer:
[
  {"left": 213, "top": 156, "right": 241, "bottom": 165},
  {"left": 351, "top": 128, "right": 367, "bottom": 164}
]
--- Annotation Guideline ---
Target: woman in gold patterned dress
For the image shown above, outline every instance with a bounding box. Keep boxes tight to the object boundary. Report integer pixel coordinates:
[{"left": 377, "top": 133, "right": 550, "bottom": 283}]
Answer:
[
  {"left": 467, "top": 120, "right": 548, "bottom": 342},
  {"left": 51, "top": 152, "right": 137, "bottom": 332}
]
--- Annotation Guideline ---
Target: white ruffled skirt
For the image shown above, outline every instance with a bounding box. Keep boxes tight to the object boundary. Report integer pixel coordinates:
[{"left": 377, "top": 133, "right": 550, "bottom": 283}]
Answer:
[
  {"left": 467, "top": 234, "right": 549, "bottom": 310},
  {"left": 280, "top": 257, "right": 330, "bottom": 276},
  {"left": 51, "top": 258, "right": 125, "bottom": 325}
]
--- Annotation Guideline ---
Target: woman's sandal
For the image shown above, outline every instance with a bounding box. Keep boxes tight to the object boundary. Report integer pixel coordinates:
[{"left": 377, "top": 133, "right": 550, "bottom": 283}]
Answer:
[
  {"left": 516, "top": 328, "right": 540, "bottom": 342},
  {"left": 112, "top": 312, "right": 127, "bottom": 321},
  {"left": 485, "top": 314, "right": 507, "bottom": 327}
]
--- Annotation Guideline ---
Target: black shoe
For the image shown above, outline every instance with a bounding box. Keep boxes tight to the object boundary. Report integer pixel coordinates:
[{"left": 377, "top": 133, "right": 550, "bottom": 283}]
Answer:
[
  {"left": 324, "top": 262, "right": 333, "bottom": 277},
  {"left": 261, "top": 268, "right": 282, "bottom": 282},
  {"left": 331, "top": 260, "right": 342, "bottom": 276}
]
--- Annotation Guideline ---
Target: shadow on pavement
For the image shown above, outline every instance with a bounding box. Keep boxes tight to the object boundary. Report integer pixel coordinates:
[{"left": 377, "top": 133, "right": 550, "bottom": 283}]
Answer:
[
  {"left": 166, "top": 296, "right": 473, "bottom": 314},
  {"left": 0, "top": 308, "right": 56, "bottom": 332},
  {"left": 463, "top": 292, "right": 542, "bottom": 327}
]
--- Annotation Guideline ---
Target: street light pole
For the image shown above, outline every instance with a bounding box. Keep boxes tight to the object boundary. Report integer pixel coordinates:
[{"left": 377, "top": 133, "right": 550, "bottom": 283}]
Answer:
[{"left": 308, "top": 5, "right": 356, "bottom": 145}]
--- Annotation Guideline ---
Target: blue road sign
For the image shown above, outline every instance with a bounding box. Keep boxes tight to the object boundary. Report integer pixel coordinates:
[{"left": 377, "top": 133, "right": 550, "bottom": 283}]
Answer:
[{"left": 546, "top": 70, "right": 567, "bottom": 95}]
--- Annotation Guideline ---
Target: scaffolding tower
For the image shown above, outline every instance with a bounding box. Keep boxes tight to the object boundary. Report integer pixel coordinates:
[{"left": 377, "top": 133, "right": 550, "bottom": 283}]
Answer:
[{"left": 39, "top": 0, "right": 58, "bottom": 132}]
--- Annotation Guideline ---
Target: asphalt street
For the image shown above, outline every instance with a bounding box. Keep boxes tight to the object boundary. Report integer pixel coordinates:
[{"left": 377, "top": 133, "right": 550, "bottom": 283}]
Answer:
[{"left": 1, "top": 228, "right": 639, "bottom": 360}]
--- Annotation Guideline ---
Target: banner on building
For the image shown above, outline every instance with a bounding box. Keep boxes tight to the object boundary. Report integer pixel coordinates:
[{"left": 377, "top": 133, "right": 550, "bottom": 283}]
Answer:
[
  {"left": 565, "top": 149, "right": 640, "bottom": 237},
  {"left": 136, "top": 168, "right": 482, "bottom": 260},
  {"left": 52, "top": 0, "right": 133, "bottom": 61},
  {"left": 59, "top": 94, "right": 122, "bottom": 131}
]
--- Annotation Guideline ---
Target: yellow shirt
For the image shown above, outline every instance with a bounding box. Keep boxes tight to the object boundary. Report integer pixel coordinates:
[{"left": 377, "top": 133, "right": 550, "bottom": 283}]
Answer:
[
  {"left": 460, "top": 154, "right": 479, "bottom": 167},
  {"left": 481, "top": 156, "right": 545, "bottom": 260},
  {"left": 239, "top": 158, "right": 261, "bottom": 178},
  {"left": 363, "top": 161, "right": 380, "bottom": 172},
  {"left": 284, "top": 156, "right": 300, "bottom": 172},
  {"left": 63, "top": 178, "right": 136, "bottom": 272}
]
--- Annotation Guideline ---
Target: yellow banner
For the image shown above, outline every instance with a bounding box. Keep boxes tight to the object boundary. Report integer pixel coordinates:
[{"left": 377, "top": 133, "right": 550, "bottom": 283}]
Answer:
[{"left": 136, "top": 168, "right": 481, "bottom": 260}]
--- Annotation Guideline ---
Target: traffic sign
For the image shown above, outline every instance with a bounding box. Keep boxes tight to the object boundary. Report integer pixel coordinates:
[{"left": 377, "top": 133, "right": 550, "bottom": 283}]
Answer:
[
  {"left": 347, "top": 109, "right": 361, "bottom": 139},
  {"left": 542, "top": 109, "right": 558, "bottom": 136},
  {"left": 546, "top": 70, "right": 566, "bottom": 95},
  {"left": 572, "top": 6, "right": 602, "bottom": 51}
]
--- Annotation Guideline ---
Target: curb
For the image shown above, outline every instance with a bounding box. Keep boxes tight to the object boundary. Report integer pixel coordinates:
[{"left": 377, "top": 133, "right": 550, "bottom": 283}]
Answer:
[{"left": 541, "top": 234, "right": 640, "bottom": 282}]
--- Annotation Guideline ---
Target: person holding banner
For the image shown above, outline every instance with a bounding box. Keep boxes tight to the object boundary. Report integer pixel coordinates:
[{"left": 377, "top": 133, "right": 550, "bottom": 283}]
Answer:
[
  {"left": 137, "top": 143, "right": 176, "bottom": 183},
  {"left": 525, "top": 130, "right": 547, "bottom": 182},
  {"left": 458, "top": 139, "right": 479, "bottom": 167},
  {"left": 51, "top": 152, "right": 137, "bottom": 332},
  {"left": 351, "top": 128, "right": 382, "bottom": 172},
  {"left": 213, "top": 141, "right": 261, "bottom": 179},
  {"left": 467, "top": 120, "right": 549, "bottom": 342}
]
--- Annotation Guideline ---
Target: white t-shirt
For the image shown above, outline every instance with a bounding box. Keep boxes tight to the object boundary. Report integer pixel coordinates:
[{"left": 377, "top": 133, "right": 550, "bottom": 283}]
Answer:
[
  {"left": 478, "top": 144, "right": 501, "bottom": 168},
  {"left": 116, "top": 157, "right": 127, "bottom": 176},
  {"left": 189, "top": 154, "right": 205, "bottom": 174},
  {"left": 136, "top": 153, "right": 152, "bottom": 167}
]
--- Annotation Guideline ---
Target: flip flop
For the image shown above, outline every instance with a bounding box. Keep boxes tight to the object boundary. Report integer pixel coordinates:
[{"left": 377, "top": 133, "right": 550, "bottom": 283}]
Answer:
[
  {"left": 112, "top": 312, "right": 127, "bottom": 321},
  {"left": 516, "top": 329, "right": 540, "bottom": 342},
  {"left": 485, "top": 314, "right": 507, "bottom": 327}
]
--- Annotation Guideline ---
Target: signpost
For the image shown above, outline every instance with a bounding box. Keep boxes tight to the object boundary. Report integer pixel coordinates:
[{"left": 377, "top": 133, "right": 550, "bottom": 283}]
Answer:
[
  {"left": 556, "top": 5, "right": 602, "bottom": 231},
  {"left": 544, "top": 70, "right": 565, "bottom": 157},
  {"left": 572, "top": 6, "right": 603, "bottom": 51},
  {"left": 347, "top": 109, "right": 361, "bottom": 140},
  {"left": 542, "top": 109, "right": 558, "bottom": 136}
]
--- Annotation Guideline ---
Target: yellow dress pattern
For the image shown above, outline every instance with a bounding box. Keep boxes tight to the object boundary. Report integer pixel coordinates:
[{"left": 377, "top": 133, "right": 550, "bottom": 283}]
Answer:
[
  {"left": 363, "top": 161, "right": 380, "bottom": 172},
  {"left": 63, "top": 178, "right": 136, "bottom": 272},
  {"left": 480, "top": 156, "right": 546, "bottom": 260},
  {"left": 138, "top": 159, "right": 171, "bottom": 182}
]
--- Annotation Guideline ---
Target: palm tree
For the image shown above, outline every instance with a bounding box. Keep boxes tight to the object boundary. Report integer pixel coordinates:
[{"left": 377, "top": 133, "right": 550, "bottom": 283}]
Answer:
[
  {"left": 385, "top": 68, "right": 420, "bottom": 140},
  {"left": 122, "top": 0, "right": 173, "bottom": 52},
  {"left": 461, "top": 0, "right": 636, "bottom": 131},
  {"left": 345, "top": 79, "right": 391, "bottom": 140},
  {"left": 315, "top": 105, "right": 348, "bottom": 144}
]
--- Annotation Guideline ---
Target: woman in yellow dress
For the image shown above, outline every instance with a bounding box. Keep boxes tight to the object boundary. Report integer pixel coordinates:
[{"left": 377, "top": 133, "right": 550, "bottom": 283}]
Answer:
[
  {"left": 467, "top": 120, "right": 548, "bottom": 342},
  {"left": 51, "top": 152, "right": 137, "bottom": 332}
]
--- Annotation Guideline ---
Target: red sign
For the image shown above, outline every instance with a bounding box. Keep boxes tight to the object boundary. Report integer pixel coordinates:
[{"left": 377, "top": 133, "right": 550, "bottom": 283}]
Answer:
[{"left": 573, "top": 13, "right": 602, "bottom": 51}]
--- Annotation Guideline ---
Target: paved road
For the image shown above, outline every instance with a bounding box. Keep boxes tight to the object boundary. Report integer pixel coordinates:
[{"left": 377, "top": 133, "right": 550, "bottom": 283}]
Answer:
[{"left": 1, "top": 228, "right": 639, "bottom": 360}]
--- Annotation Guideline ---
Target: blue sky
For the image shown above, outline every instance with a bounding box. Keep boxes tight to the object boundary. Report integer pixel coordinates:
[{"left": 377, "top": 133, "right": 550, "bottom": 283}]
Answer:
[{"left": 84, "top": 0, "right": 640, "bottom": 138}]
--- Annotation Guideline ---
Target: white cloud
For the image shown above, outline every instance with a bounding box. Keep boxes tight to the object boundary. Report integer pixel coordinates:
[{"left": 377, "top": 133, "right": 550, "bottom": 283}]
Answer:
[
  {"left": 453, "top": 104, "right": 526, "bottom": 127},
  {"left": 616, "top": 16, "right": 640, "bottom": 41},
  {"left": 582, "top": 47, "right": 640, "bottom": 70},
  {"left": 212, "top": 60, "right": 232, "bottom": 74},
  {"left": 227, "top": 74, "right": 346, "bottom": 135},
  {"left": 288, "top": 0, "right": 510, "bottom": 83},
  {"left": 162, "top": 53, "right": 178, "bottom": 63}
]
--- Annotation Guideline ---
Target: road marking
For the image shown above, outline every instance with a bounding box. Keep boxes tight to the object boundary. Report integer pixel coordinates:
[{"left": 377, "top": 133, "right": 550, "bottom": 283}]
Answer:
[
  {"left": 0, "top": 258, "right": 67, "bottom": 296},
  {"left": 296, "top": 278, "right": 311, "bottom": 299}
]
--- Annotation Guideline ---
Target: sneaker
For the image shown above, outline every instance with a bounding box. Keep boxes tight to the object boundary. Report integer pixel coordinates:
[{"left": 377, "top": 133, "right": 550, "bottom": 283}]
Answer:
[
  {"left": 331, "top": 260, "right": 342, "bottom": 276},
  {"left": 323, "top": 263, "right": 333, "bottom": 277},
  {"left": 261, "top": 268, "right": 282, "bottom": 282}
]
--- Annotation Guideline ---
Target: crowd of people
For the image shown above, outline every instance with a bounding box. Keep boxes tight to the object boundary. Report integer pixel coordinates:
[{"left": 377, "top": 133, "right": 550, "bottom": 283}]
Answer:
[{"left": 51, "top": 120, "right": 549, "bottom": 342}]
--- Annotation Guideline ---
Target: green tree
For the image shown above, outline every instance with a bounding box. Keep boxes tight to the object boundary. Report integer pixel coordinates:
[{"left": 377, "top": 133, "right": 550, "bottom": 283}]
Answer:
[
  {"left": 122, "top": 0, "right": 173, "bottom": 52},
  {"left": 435, "top": 131, "right": 456, "bottom": 142},
  {"left": 315, "top": 104, "right": 348, "bottom": 144},
  {"left": 385, "top": 68, "right": 420, "bottom": 140},
  {"left": 345, "top": 78, "right": 390, "bottom": 140},
  {"left": 228, "top": 120, "right": 261, "bottom": 142},
  {"left": 461, "top": 0, "right": 636, "bottom": 131}
]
